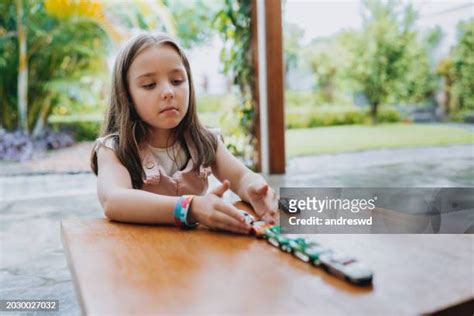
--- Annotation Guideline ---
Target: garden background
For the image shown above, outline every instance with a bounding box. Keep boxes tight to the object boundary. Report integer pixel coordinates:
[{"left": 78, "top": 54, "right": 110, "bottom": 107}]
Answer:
[
  {"left": 1, "top": 0, "right": 473, "bottom": 167},
  {"left": 0, "top": 1, "right": 473, "bottom": 313}
]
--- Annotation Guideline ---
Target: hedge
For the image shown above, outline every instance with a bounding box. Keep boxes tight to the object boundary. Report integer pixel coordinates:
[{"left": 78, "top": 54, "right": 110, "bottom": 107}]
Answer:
[{"left": 286, "top": 106, "right": 401, "bottom": 129}]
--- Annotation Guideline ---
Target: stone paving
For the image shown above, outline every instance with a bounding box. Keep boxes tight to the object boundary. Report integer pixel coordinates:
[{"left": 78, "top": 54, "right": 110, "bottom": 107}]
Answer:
[
  {"left": 0, "top": 143, "right": 473, "bottom": 315},
  {"left": 0, "top": 142, "right": 94, "bottom": 177}
]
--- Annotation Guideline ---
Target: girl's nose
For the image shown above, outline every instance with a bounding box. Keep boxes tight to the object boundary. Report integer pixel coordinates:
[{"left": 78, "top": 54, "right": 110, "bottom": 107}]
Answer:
[{"left": 160, "top": 85, "right": 174, "bottom": 100}]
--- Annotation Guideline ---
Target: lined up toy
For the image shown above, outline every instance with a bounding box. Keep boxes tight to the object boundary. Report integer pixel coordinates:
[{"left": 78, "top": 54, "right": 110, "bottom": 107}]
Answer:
[{"left": 238, "top": 210, "right": 373, "bottom": 286}]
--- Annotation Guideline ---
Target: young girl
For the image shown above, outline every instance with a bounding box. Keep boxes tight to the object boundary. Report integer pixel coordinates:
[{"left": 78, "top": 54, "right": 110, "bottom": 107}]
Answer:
[{"left": 90, "top": 32, "right": 278, "bottom": 234}]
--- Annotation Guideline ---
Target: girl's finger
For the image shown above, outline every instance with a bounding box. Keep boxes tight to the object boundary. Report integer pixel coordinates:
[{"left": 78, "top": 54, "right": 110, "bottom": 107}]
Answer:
[
  {"left": 260, "top": 197, "right": 277, "bottom": 214},
  {"left": 264, "top": 192, "right": 279, "bottom": 215},
  {"left": 212, "top": 208, "right": 250, "bottom": 231},
  {"left": 215, "top": 200, "right": 248, "bottom": 223},
  {"left": 214, "top": 221, "right": 250, "bottom": 234},
  {"left": 254, "top": 201, "right": 275, "bottom": 218},
  {"left": 250, "top": 183, "right": 269, "bottom": 196},
  {"left": 258, "top": 183, "right": 269, "bottom": 195},
  {"left": 262, "top": 213, "right": 276, "bottom": 225},
  {"left": 211, "top": 180, "right": 230, "bottom": 197}
]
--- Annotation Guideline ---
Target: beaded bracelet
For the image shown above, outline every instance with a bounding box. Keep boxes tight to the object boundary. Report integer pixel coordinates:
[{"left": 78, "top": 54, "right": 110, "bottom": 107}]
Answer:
[{"left": 174, "top": 195, "right": 198, "bottom": 229}]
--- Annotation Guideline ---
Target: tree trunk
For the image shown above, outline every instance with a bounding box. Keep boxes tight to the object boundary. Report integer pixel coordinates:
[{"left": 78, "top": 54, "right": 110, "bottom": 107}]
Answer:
[
  {"left": 32, "top": 96, "right": 52, "bottom": 138},
  {"left": 16, "top": 0, "right": 28, "bottom": 134},
  {"left": 322, "top": 80, "right": 335, "bottom": 104},
  {"left": 371, "top": 102, "right": 379, "bottom": 125},
  {"left": 444, "top": 76, "right": 452, "bottom": 118}
]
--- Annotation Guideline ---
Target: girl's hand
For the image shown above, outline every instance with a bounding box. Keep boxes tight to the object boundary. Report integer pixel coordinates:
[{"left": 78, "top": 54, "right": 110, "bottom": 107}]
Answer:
[
  {"left": 246, "top": 182, "right": 279, "bottom": 225},
  {"left": 189, "top": 180, "right": 251, "bottom": 234}
]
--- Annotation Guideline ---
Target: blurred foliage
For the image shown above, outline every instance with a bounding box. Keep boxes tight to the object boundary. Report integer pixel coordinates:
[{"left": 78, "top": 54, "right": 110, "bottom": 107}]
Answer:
[
  {"left": 283, "top": 22, "right": 304, "bottom": 80},
  {"left": 285, "top": 90, "right": 351, "bottom": 108},
  {"left": 287, "top": 0, "right": 442, "bottom": 119},
  {"left": 286, "top": 106, "right": 401, "bottom": 129},
  {"left": 304, "top": 36, "right": 352, "bottom": 104},
  {"left": 3, "top": 0, "right": 471, "bottom": 163},
  {"left": 390, "top": 25, "right": 442, "bottom": 105},
  {"left": 1, "top": 0, "right": 215, "bottom": 139},
  {"left": 213, "top": 0, "right": 255, "bottom": 166},
  {"left": 104, "top": 0, "right": 176, "bottom": 37},
  {"left": 163, "top": 0, "right": 219, "bottom": 49},
  {"left": 449, "top": 19, "right": 474, "bottom": 112},
  {"left": 0, "top": 0, "right": 111, "bottom": 135},
  {"left": 49, "top": 118, "right": 101, "bottom": 142},
  {"left": 451, "top": 109, "right": 474, "bottom": 123},
  {"left": 436, "top": 57, "right": 454, "bottom": 116},
  {"left": 340, "top": 0, "right": 419, "bottom": 123}
]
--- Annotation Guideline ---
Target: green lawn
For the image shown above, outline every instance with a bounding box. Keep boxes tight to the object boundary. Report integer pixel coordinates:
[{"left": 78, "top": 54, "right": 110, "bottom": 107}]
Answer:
[{"left": 286, "top": 123, "right": 474, "bottom": 157}]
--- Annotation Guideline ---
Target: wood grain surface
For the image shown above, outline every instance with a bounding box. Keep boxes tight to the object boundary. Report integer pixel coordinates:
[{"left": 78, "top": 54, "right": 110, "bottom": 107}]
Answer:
[{"left": 61, "top": 203, "right": 473, "bottom": 315}]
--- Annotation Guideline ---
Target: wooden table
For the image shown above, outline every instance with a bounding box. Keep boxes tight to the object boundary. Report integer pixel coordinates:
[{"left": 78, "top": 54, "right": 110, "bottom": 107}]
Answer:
[{"left": 61, "top": 203, "right": 473, "bottom": 315}]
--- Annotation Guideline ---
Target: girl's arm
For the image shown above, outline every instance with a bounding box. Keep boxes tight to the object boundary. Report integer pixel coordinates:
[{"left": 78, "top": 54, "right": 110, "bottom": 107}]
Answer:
[
  {"left": 96, "top": 146, "right": 250, "bottom": 233},
  {"left": 211, "top": 139, "right": 279, "bottom": 223},
  {"left": 97, "top": 146, "right": 178, "bottom": 223},
  {"left": 210, "top": 140, "right": 263, "bottom": 202}
]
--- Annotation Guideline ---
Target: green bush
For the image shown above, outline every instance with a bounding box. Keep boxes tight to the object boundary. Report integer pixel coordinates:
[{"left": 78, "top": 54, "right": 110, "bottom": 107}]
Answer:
[
  {"left": 451, "top": 110, "right": 474, "bottom": 123},
  {"left": 49, "top": 115, "right": 102, "bottom": 141},
  {"left": 285, "top": 91, "right": 318, "bottom": 107},
  {"left": 285, "top": 106, "right": 401, "bottom": 129},
  {"left": 450, "top": 20, "right": 474, "bottom": 111},
  {"left": 50, "top": 120, "right": 101, "bottom": 141},
  {"left": 285, "top": 91, "right": 351, "bottom": 108},
  {"left": 377, "top": 107, "right": 402, "bottom": 123}
]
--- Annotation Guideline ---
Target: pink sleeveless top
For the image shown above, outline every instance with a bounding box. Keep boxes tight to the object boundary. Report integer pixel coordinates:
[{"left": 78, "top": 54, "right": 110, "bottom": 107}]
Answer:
[{"left": 95, "top": 131, "right": 217, "bottom": 196}]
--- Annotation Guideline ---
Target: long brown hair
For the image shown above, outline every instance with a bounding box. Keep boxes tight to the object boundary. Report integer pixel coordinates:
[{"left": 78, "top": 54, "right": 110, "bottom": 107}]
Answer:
[{"left": 90, "top": 33, "right": 217, "bottom": 189}]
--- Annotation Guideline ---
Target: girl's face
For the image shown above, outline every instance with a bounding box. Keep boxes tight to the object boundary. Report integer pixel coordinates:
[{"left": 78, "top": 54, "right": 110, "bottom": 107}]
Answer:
[{"left": 128, "top": 44, "right": 189, "bottom": 134}]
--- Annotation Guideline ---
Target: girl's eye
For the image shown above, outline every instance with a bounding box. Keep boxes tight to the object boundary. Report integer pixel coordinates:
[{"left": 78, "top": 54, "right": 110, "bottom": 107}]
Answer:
[
  {"left": 142, "top": 83, "right": 156, "bottom": 89},
  {"left": 172, "top": 79, "right": 184, "bottom": 85}
]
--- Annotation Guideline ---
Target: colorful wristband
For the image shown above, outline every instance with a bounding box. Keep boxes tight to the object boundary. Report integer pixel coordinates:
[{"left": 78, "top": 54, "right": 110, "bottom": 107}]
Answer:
[{"left": 174, "top": 195, "right": 198, "bottom": 229}]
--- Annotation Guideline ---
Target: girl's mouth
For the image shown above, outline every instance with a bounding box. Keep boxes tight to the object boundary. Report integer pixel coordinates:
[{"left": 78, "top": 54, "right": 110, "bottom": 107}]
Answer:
[{"left": 160, "top": 107, "right": 178, "bottom": 115}]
